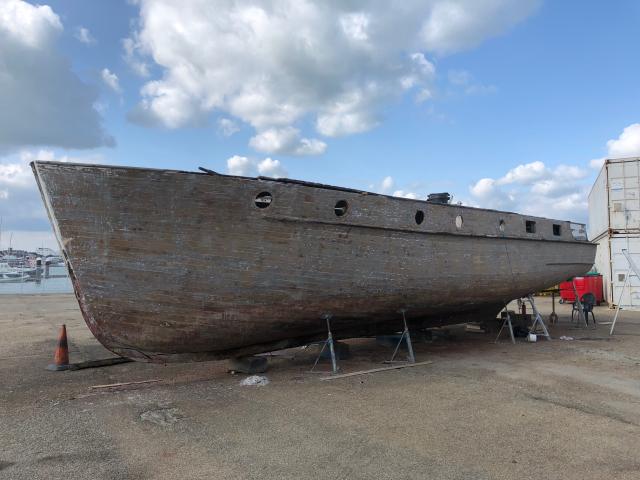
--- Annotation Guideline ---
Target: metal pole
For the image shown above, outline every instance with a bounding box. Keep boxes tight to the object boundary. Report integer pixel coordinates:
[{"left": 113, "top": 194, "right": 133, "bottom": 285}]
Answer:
[
  {"left": 548, "top": 291, "right": 558, "bottom": 324},
  {"left": 402, "top": 310, "right": 416, "bottom": 363},
  {"left": 610, "top": 269, "right": 630, "bottom": 336},
  {"left": 527, "top": 294, "right": 551, "bottom": 340},
  {"left": 310, "top": 313, "right": 339, "bottom": 374},
  {"left": 325, "top": 315, "right": 338, "bottom": 374},
  {"left": 495, "top": 304, "right": 515, "bottom": 344}
]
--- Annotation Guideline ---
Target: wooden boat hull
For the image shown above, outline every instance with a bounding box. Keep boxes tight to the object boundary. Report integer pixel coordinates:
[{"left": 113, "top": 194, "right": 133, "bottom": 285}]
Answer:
[{"left": 32, "top": 162, "right": 596, "bottom": 362}]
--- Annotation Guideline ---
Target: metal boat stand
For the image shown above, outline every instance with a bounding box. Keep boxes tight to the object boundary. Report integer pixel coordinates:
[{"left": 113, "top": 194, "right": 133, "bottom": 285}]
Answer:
[
  {"left": 548, "top": 290, "right": 559, "bottom": 325},
  {"left": 495, "top": 304, "right": 515, "bottom": 344},
  {"left": 524, "top": 294, "right": 551, "bottom": 340},
  {"left": 309, "top": 314, "right": 340, "bottom": 375},
  {"left": 384, "top": 309, "right": 416, "bottom": 364},
  {"left": 611, "top": 249, "right": 640, "bottom": 335}
]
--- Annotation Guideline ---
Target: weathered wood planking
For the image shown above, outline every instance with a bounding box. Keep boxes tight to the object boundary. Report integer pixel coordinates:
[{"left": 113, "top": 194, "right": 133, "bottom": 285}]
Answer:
[{"left": 31, "top": 161, "right": 596, "bottom": 362}]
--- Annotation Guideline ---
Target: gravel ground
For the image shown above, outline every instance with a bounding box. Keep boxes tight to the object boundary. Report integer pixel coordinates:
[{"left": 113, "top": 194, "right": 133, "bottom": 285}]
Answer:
[{"left": 1, "top": 294, "right": 639, "bottom": 480}]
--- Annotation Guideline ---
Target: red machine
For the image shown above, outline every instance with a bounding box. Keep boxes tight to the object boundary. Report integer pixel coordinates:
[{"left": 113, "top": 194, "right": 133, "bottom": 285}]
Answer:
[{"left": 559, "top": 274, "right": 603, "bottom": 305}]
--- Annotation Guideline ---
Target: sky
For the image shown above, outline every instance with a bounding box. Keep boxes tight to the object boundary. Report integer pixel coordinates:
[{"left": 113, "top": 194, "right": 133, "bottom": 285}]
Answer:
[{"left": 1, "top": 0, "right": 639, "bottom": 251}]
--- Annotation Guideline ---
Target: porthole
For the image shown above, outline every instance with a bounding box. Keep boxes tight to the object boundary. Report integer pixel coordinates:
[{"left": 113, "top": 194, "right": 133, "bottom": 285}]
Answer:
[
  {"left": 255, "top": 192, "right": 272, "bottom": 208},
  {"left": 415, "top": 210, "right": 425, "bottom": 225},
  {"left": 455, "top": 215, "right": 463, "bottom": 229},
  {"left": 334, "top": 200, "right": 348, "bottom": 216},
  {"left": 499, "top": 219, "right": 505, "bottom": 232}
]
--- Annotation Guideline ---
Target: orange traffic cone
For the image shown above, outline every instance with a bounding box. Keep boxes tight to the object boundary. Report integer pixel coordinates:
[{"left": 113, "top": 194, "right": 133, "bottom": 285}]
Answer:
[{"left": 46, "top": 324, "right": 71, "bottom": 371}]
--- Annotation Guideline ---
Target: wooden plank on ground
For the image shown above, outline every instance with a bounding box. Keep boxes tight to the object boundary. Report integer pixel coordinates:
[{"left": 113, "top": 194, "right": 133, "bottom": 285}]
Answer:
[
  {"left": 89, "top": 379, "right": 161, "bottom": 389},
  {"left": 319, "top": 360, "right": 433, "bottom": 381},
  {"left": 70, "top": 357, "right": 133, "bottom": 370}
]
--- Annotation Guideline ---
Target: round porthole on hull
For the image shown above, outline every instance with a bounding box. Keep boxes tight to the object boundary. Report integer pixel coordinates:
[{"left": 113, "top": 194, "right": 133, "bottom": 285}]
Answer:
[
  {"left": 255, "top": 192, "right": 272, "bottom": 208},
  {"left": 334, "top": 200, "right": 348, "bottom": 216}
]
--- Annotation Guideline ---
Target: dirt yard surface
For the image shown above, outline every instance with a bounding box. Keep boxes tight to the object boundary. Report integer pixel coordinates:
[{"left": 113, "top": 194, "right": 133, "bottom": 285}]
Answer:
[{"left": 1, "top": 294, "right": 639, "bottom": 480}]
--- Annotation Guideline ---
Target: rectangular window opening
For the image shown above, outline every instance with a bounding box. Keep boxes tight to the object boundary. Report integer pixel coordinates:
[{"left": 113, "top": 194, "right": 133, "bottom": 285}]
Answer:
[
  {"left": 552, "top": 224, "right": 561, "bottom": 236},
  {"left": 525, "top": 220, "right": 536, "bottom": 233}
]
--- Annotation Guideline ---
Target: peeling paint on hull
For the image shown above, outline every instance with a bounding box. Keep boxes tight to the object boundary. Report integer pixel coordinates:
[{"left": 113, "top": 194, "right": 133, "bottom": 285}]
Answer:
[{"left": 31, "top": 161, "right": 596, "bottom": 362}]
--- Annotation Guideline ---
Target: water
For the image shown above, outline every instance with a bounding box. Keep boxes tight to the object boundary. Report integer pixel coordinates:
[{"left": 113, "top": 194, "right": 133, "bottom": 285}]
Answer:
[{"left": 0, "top": 266, "right": 73, "bottom": 295}]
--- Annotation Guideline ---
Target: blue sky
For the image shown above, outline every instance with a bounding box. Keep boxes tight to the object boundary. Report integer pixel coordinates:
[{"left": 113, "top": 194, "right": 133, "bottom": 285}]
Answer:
[{"left": 1, "top": 0, "right": 639, "bottom": 250}]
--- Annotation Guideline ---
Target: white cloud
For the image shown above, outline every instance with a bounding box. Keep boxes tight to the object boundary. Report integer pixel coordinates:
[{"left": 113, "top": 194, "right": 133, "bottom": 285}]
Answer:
[
  {"left": 257, "top": 158, "right": 287, "bottom": 178},
  {"left": 0, "top": 0, "right": 112, "bottom": 150},
  {"left": 315, "top": 88, "right": 381, "bottom": 137},
  {"left": 340, "top": 12, "right": 370, "bottom": 42},
  {"left": 0, "top": 0, "right": 61, "bottom": 48},
  {"left": 420, "top": 0, "right": 540, "bottom": 55},
  {"left": 249, "top": 127, "right": 326, "bottom": 156},
  {"left": 448, "top": 69, "right": 497, "bottom": 95},
  {"left": 588, "top": 124, "right": 640, "bottom": 170},
  {"left": 101, "top": 68, "right": 121, "bottom": 93},
  {"left": 415, "top": 89, "right": 433, "bottom": 103},
  {"left": 372, "top": 175, "right": 423, "bottom": 199},
  {"left": 469, "top": 159, "right": 592, "bottom": 220},
  {"left": 496, "top": 160, "right": 548, "bottom": 185},
  {"left": 75, "top": 26, "right": 95, "bottom": 45},
  {"left": 295, "top": 138, "right": 327, "bottom": 156},
  {"left": 380, "top": 176, "right": 394, "bottom": 193},
  {"left": 607, "top": 123, "right": 640, "bottom": 158},
  {"left": 470, "top": 177, "right": 496, "bottom": 199},
  {"left": 226, "top": 155, "right": 254, "bottom": 176},
  {"left": 530, "top": 178, "right": 578, "bottom": 197},
  {"left": 122, "top": 36, "right": 150, "bottom": 77},
  {"left": 125, "top": 0, "right": 536, "bottom": 151},
  {"left": 217, "top": 118, "right": 240, "bottom": 137},
  {"left": 554, "top": 164, "right": 588, "bottom": 180},
  {"left": 392, "top": 190, "right": 418, "bottom": 200},
  {"left": 226, "top": 155, "right": 289, "bottom": 178},
  {"left": 469, "top": 124, "right": 640, "bottom": 221},
  {"left": 448, "top": 69, "right": 472, "bottom": 86}
]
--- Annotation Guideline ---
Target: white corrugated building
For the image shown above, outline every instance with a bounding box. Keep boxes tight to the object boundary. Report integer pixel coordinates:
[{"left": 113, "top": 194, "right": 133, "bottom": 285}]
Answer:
[{"left": 589, "top": 157, "right": 640, "bottom": 309}]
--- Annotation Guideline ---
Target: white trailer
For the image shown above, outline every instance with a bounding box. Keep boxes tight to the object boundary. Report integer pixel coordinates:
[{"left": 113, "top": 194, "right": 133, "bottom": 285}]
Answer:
[
  {"left": 594, "top": 233, "right": 640, "bottom": 308},
  {"left": 589, "top": 157, "right": 640, "bottom": 309},
  {"left": 589, "top": 157, "right": 640, "bottom": 239}
]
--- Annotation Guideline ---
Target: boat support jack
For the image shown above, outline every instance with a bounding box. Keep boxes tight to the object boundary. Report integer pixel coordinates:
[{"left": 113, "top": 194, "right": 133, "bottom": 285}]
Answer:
[
  {"left": 384, "top": 309, "right": 416, "bottom": 364},
  {"left": 310, "top": 314, "right": 340, "bottom": 375},
  {"left": 495, "top": 304, "right": 516, "bottom": 344},
  {"left": 525, "top": 294, "right": 551, "bottom": 340}
]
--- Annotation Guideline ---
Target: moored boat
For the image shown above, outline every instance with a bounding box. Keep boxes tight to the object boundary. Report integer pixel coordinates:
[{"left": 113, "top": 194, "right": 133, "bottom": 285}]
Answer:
[
  {"left": 32, "top": 161, "right": 596, "bottom": 362},
  {"left": 0, "top": 263, "right": 30, "bottom": 283}
]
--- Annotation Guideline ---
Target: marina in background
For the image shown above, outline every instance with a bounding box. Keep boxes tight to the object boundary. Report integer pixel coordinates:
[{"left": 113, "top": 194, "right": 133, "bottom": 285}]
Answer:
[{"left": 0, "top": 247, "right": 72, "bottom": 294}]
